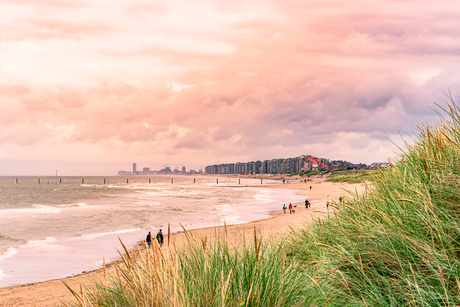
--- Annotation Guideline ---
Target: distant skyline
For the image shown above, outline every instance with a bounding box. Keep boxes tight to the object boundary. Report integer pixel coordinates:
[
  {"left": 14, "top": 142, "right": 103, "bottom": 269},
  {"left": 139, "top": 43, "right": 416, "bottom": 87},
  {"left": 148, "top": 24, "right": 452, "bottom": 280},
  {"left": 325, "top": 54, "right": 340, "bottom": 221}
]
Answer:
[{"left": 1, "top": 0, "right": 460, "bottom": 175}]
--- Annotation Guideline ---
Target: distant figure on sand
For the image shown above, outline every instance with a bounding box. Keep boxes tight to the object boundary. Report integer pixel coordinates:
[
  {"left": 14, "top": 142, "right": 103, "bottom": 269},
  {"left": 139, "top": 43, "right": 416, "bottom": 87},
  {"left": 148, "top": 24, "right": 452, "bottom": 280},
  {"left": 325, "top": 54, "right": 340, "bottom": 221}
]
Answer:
[
  {"left": 156, "top": 229, "right": 164, "bottom": 247},
  {"left": 283, "top": 204, "right": 287, "bottom": 214},
  {"left": 310, "top": 186, "right": 312, "bottom": 190},
  {"left": 289, "top": 203, "right": 293, "bottom": 214},
  {"left": 339, "top": 196, "right": 343, "bottom": 203},
  {"left": 146, "top": 231, "right": 152, "bottom": 248},
  {"left": 305, "top": 199, "right": 308, "bottom": 208}
]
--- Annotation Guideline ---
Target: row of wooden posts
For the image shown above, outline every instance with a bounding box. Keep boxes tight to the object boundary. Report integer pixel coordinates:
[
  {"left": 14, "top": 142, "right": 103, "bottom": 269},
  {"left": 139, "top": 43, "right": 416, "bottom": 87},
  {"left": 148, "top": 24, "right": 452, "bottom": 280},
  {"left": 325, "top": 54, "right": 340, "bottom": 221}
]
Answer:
[{"left": 16, "top": 178, "right": 265, "bottom": 184}]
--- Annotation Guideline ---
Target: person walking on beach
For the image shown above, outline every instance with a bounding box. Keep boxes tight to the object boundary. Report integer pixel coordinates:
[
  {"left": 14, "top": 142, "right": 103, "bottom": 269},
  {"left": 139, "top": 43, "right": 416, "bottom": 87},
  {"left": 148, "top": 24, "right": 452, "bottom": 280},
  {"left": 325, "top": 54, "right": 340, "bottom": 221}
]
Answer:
[
  {"left": 156, "top": 229, "right": 164, "bottom": 247},
  {"left": 146, "top": 231, "right": 152, "bottom": 248},
  {"left": 310, "top": 185, "right": 312, "bottom": 190},
  {"left": 283, "top": 204, "right": 287, "bottom": 214},
  {"left": 289, "top": 203, "right": 293, "bottom": 214},
  {"left": 305, "top": 199, "right": 308, "bottom": 208}
]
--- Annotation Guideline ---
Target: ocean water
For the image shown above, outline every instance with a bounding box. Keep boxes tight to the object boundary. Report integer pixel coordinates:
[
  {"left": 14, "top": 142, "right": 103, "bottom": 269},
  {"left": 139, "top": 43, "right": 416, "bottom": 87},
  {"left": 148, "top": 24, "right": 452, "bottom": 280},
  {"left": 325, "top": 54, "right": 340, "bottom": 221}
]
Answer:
[{"left": 0, "top": 176, "right": 305, "bottom": 287}]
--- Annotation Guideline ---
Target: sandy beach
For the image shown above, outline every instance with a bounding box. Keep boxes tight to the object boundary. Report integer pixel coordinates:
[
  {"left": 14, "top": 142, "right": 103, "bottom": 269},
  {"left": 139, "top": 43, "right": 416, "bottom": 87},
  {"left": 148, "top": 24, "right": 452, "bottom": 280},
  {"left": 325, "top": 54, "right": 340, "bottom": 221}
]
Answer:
[{"left": 0, "top": 177, "right": 366, "bottom": 307}]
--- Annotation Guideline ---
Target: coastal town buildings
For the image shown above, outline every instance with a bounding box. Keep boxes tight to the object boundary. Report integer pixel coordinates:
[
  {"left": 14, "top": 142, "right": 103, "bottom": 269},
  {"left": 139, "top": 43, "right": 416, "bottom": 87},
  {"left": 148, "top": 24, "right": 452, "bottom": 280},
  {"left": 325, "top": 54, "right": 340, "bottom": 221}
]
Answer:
[
  {"left": 118, "top": 164, "right": 203, "bottom": 176},
  {"left": 118, "top": 157, "right": 369, "bottom": 177},
  {"left": 204, "top": 155, "right": 366, "bottom": 175}
]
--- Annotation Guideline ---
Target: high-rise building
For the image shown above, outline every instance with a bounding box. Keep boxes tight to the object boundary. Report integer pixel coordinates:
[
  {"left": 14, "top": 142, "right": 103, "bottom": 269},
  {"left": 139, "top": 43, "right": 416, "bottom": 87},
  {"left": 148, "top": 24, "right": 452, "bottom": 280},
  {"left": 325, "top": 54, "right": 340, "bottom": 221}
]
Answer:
[
  {"left": 133, "top": 163, "right": 137, "bottom": 173},
  {"left": 182, "top": 166, "right": 186, "bottom": 173}
]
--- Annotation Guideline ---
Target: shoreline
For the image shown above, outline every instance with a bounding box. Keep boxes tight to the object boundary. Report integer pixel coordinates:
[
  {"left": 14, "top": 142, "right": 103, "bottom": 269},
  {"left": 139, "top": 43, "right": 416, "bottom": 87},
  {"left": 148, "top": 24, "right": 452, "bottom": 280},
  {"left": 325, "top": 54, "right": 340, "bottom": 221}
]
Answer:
[{"left": 0, "top": 177, "right": 365, "bottom": 306}]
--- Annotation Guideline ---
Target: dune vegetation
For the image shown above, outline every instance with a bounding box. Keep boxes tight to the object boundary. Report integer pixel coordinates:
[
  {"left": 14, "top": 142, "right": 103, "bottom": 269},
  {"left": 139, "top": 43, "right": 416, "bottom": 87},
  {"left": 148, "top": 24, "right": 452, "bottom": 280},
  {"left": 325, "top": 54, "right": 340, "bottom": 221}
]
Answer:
[
  {"left": 292, "top": 169, "right": 377, "bottom": 184},
  {"left": 325, "top": 169, "right": 378, "bottom": 184},
  {"left": 64, "top": 100, "right": 460, "bottom": 306}
]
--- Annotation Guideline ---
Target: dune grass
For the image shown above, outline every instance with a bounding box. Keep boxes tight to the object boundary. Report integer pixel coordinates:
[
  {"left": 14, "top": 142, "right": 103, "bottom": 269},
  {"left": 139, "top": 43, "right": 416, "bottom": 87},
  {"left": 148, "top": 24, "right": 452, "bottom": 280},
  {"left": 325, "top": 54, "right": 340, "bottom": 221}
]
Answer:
[
  {"left": 65, "top": 99, "right": 460, "bottom": 306},
  {"left": 63, "top": 226, "right": 320, "bottom": 307},
  {"left": 294, "top": 169, "right": 377, "bottom": 184},
  {"left": 289, "top": 99, "right": 460, "bottom": 306},
  {"left": 325, "top": 169, "right": 378, "bottom": 184}
]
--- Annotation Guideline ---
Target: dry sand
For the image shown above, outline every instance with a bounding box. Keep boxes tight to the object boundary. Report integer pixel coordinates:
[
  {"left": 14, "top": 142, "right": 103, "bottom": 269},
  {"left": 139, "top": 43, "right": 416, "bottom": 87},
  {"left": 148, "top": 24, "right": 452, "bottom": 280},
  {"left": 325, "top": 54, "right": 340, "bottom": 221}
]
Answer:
[{"left": 0, "top": 177, "right": 366, "bottom": 306}]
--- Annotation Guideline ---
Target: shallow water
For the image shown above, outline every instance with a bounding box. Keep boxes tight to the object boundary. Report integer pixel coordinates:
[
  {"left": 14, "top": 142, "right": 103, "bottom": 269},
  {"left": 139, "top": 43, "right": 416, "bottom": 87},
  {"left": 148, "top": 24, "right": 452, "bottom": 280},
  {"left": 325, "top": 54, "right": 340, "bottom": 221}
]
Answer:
[{"left": 0, "top": 176, "right": 306, "bottom": 287}]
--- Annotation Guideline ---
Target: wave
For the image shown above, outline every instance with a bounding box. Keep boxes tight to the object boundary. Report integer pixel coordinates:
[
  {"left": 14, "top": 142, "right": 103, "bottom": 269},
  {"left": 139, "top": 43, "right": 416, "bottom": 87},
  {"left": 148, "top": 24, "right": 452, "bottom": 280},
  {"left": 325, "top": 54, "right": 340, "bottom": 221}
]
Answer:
[
  {"left": 146, "top": 202, "right": 161, "bottom": 206},
  {"left": 22, "top": 237, "right": 67, "bottom": 251},
  {"left": 0, "top": 235, "right": 18, "bottom": 242},
  {"left": 59, "top": 202, "right": 88, "bottom": 208},
  {"left": 253, "top": 190, "right": 277, "bottom": 203},
  {"left": 1, "top": 205, "right": 61, "bottom": 215},
  {"left": 219, "top": 215, "right": 240, "bottom": 222},
  {"left": 0, "top": 269, "right": 8, "bottom": 280},
  {"left": 0, "top": 247, "right": 17, "bottom": 261},
  {"left": 69, "top": 228, "right": 140, "bottom": 241}
]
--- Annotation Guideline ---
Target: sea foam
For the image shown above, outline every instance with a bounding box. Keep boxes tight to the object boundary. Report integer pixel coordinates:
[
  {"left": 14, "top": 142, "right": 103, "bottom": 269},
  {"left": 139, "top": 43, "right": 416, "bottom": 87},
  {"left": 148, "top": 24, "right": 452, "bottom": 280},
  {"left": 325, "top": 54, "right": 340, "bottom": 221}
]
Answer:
[
  {"left": 69, "top": 228, "right": 140, "bottom": 241},
  {"left": 0, "top": 269, "right": 8, "bottom": 280},
  {"left": 1, "top": 205, "right": 61, "bottom": 215},
  {"left": 0, "top": 247, "right": 17, "bottom": 261},
  {"left": 23, "top": 237, "right": 67, "bottom": 251}
]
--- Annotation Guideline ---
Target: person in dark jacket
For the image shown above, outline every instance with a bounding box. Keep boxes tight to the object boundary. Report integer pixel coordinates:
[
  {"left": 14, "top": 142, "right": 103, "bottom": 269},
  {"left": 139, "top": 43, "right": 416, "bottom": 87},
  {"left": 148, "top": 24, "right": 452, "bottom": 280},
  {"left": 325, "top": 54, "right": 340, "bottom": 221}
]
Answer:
[
  {"left": 146, "top": 231, "right": 152, "bottom": 248},
  {"left": 156, "top": 229, "right": 164, "bottom": 247}
]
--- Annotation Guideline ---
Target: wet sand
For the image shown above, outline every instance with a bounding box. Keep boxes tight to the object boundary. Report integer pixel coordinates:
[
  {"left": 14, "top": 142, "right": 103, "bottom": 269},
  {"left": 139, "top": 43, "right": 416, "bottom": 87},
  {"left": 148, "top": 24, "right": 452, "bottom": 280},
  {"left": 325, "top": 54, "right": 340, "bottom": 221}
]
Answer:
[{"left": 0, "top": 177, "right": 366, "bottom": 306}]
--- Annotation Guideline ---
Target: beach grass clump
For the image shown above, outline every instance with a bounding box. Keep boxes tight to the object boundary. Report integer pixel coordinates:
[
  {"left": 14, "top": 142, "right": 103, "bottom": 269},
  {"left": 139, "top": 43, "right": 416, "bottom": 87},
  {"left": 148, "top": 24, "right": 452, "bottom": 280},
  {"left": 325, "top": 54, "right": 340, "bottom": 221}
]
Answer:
[
  {"left": 289, "top": 99, "right": 460, "bottom": 305},
  {"left": 64, "top": 227, "right": 319, "bottom": 307},
  {"left": 325, "top": 169, "right": 378, "bottom": 183}
]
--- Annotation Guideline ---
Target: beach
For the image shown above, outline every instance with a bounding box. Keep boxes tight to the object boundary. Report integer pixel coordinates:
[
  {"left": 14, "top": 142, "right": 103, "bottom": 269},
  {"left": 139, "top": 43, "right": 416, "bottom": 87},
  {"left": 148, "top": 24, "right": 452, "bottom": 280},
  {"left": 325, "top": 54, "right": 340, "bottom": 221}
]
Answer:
[{"left": 0, "top": 177, "right": 365, "bottom": 307}]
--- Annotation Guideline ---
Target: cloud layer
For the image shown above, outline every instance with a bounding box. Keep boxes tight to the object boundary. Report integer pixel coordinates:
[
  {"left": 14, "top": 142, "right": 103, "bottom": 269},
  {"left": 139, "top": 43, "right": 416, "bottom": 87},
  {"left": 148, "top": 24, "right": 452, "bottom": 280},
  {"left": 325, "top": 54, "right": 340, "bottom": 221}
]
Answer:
[{"left": 1, "top": 0, "right": 460, "bottom": 175}]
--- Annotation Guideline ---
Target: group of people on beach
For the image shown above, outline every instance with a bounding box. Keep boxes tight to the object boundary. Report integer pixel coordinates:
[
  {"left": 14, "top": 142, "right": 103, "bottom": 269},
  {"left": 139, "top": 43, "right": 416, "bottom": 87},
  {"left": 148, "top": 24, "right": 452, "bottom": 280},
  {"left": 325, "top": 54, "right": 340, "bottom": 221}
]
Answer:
[
  {"left": 146, "top": 229, "right": 164, "bottom": 248},
  {"left": 283, "top": 199, "right": 311, "bottom": 214}
]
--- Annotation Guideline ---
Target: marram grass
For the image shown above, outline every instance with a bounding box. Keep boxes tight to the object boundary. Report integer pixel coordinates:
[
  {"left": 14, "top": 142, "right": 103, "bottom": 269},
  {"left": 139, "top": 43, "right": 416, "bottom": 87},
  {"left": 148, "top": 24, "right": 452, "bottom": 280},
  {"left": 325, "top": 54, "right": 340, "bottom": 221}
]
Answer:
[
  {"left": 65, "top": 98, "right": 460, "bottom": 306},
  {"left": 63, "top": 226, "right": 320, "bottom": 307},
  {"left": 290, "top": 98, "right": 460, "bottom": 306}
]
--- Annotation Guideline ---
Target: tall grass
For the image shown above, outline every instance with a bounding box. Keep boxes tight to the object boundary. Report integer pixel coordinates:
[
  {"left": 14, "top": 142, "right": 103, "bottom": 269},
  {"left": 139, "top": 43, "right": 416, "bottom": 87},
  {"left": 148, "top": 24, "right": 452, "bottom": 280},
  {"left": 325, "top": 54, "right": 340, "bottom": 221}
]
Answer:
[
  {"left": 65, "top": 99, "right": 460, "bottom": 306},
  {"left": 63, "top": 227, "right": 320, "bottom": 307},
  {"left": 289, "top": 99, "right": 460, "bottom": 306},
  {"left": 325, "top": 169, "right": 377, "bottom": 183}
]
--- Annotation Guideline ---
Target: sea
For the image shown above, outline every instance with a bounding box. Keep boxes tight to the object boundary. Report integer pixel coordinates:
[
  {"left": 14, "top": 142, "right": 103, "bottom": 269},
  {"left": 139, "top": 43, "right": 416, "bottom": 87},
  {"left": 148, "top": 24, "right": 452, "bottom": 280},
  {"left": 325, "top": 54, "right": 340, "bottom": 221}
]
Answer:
[{"left": 0, "top": 176, "right": 306, "bottom": 287}]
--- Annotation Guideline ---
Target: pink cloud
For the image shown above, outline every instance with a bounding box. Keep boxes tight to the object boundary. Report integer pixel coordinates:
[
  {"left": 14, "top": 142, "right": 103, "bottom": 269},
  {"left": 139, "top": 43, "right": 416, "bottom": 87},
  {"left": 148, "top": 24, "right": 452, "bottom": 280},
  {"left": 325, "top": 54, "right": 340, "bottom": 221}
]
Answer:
[{"left": 0, "top": 0, "right": 460, "bottom": 175}]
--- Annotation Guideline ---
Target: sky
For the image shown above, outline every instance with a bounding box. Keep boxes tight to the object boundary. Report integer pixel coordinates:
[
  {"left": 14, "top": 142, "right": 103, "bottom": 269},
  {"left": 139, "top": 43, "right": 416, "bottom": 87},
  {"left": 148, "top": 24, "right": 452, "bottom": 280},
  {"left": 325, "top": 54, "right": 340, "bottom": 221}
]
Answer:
[{"left": 1, "top": 0, "right": 460, "bottom": 175}]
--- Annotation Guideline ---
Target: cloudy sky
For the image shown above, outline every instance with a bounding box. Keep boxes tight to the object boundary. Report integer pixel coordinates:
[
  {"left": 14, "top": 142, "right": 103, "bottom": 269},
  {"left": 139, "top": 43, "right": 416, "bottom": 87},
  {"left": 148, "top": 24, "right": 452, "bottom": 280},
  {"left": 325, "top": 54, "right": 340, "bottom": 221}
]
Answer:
[{"left": 1, "top": 0, "right": 460, "bottom": 175}]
